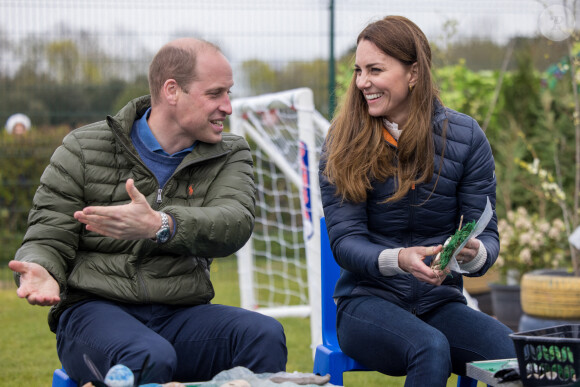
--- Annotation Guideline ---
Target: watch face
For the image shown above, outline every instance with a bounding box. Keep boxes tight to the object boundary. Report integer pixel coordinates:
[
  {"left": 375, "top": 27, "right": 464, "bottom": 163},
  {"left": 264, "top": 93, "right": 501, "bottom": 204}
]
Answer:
[
  {"left": 156, "top": 212, "right": 170, "bottom": 244},
  {"left": 156, "top": 227, "right": 170, "bottom": 244}
]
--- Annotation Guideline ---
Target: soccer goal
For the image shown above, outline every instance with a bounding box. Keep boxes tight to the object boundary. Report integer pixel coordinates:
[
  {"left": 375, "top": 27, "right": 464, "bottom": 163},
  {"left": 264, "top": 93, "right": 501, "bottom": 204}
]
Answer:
[{"left": 230, "top": 88, "right": 330, "bottom": 352}]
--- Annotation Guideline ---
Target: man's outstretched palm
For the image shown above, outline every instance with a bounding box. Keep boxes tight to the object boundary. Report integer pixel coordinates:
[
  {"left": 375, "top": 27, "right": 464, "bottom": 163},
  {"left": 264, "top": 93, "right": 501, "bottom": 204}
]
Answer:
[{"left": 8, "top": 260, "right": 60, "bottom": 306}]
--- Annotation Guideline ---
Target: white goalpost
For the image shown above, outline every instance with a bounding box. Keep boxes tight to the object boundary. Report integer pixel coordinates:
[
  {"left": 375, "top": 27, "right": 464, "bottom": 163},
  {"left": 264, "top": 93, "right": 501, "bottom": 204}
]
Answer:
[{"left": 230, "top": 88, "right": 330, "bottom": 353}]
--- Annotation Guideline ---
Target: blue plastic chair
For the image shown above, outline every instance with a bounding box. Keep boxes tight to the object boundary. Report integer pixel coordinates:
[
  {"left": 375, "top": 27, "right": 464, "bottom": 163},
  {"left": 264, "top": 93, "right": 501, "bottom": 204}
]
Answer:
[
  {"left": 52, "top": 368, "right": 77, "bottom": 387},
  {"left": 312, "top": 217, "right": 369, "bottom": 386},
  {"left": 313, "top": 217, "right": 484, "bottom": 386}
]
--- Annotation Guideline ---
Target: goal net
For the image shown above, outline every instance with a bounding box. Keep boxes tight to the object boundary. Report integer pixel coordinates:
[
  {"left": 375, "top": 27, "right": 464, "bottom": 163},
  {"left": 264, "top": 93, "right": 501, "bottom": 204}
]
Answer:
[{"left": 230, "top": 88, "right": 329, "bottom": 352}]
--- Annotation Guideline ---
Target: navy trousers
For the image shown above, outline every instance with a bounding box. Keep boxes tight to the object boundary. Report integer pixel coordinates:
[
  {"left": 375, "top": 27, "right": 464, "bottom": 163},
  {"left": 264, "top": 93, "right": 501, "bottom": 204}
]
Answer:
[
  {"left": 56, "top": 299, "right": 287, "bottom": 384},
  {"left": 337, "top": 296, "right": 516, "bottom": 387}
]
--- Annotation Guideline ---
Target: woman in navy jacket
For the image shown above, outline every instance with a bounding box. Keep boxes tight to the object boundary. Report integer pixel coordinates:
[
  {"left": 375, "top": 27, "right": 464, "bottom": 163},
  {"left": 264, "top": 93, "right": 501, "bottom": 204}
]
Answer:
[{"left": 319, "top": 16, "right": 515, "bottom": 386}]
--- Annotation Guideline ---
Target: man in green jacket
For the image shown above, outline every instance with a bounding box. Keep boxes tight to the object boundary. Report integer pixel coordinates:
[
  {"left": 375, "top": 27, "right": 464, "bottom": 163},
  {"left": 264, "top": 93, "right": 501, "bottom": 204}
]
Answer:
[{"left": 8, "top": 38, "right": 287, "bottom": 384}]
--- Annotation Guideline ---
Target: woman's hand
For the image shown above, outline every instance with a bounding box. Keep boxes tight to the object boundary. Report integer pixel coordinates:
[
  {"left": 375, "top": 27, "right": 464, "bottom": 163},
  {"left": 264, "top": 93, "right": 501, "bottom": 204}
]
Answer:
[
  {"left": 398, "top": 245, "right": 449, "bottom": 285},
  {"left": 455, "top": 238, "right": 481, "bottom": 264}
]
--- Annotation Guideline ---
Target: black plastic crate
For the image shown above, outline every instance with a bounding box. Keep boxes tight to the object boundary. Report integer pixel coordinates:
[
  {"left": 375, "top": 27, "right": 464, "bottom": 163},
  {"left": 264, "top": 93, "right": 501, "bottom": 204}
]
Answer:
[{"left": 510, "top": 324, "right": 580, "bottom": 386}]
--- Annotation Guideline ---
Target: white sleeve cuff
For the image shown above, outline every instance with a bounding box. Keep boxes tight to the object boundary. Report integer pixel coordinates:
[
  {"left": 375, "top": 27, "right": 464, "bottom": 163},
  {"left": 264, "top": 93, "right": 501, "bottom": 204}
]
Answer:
[
  {"left": 378, "top": 248, "right": 406, "bottom": 276},
  {"left": 458, "top": 241, "right": 487, "bottom": 273}
]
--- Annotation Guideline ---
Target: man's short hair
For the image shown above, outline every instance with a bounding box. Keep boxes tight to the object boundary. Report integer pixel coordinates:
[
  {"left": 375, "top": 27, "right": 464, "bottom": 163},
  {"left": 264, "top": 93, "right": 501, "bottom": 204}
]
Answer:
[{"left": 148, "top": 39, "right": 221, "bottom": 104}]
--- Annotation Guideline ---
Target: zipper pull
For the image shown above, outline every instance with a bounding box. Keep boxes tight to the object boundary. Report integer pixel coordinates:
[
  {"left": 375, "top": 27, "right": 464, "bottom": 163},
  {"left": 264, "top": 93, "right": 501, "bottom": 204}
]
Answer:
[{"left": 157, "top": 188, "right": 163, "bottom": 204}]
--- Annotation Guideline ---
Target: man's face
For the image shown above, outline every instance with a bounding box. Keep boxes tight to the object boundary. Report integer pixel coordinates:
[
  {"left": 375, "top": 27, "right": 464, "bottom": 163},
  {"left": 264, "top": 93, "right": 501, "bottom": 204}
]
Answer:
[{"left": 176, "top": 50, "right": 233, "bottom": 144}]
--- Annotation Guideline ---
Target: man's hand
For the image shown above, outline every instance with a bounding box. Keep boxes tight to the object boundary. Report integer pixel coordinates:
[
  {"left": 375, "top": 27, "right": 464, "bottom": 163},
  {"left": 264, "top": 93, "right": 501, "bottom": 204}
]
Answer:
[
  {"left": 398, "top": 245, "right": 449, "bottom": 285},
  {"left": 8, "top": 260, "right": 60, "bottom": 306},
  {"left": 74, "top": 179, "right": 162, "bottom": 240}
]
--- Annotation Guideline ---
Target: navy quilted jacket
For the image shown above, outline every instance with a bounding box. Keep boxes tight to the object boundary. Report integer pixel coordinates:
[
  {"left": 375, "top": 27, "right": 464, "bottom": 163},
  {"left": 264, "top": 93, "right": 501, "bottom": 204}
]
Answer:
[{"left": 319, "top": 101, "right": 499, "bottom": 315}]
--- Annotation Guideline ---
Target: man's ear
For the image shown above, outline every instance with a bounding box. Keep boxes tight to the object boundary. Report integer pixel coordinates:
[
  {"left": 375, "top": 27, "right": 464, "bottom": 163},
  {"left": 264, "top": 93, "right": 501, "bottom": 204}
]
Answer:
[{"left": 162, "top": 79, "right": 179, "bottom": 105}]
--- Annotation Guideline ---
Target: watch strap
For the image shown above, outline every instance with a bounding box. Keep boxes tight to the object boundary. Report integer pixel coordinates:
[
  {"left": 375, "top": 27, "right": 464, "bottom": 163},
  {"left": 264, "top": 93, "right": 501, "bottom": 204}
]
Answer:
[{"left": 154, "top": 211, "right": 171, "bottom": 244}]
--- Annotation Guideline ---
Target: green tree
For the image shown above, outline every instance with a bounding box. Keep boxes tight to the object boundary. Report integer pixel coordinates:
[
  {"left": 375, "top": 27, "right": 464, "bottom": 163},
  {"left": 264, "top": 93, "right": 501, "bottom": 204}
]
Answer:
[
  {"left": 47, "top": 40, "right": 81, "bottom": 84},
  {"left": 280, "top": 59, "right": 328, "bottom": 116},
  {"left": 433, "top": 59, "right": 498, "bottom": 125},
  {"left": 113, "top": 75, "right": 150, "bottom": 113},
  {"left": 240, "top": 59, "right": 278, "bottom": 96},
  {"left": 240, "top": 59, "right": 329, "bottom": 117}
]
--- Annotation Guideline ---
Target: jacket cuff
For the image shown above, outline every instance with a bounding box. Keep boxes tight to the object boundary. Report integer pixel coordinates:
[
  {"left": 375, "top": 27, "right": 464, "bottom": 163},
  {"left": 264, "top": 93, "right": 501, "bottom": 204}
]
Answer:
[
  {"left": 167, "top": 212, "right": 177, "bottom": 241},
  {"left": 458, "top": 242, "right": 487, "bottom": 273},
  {"left": 378, "top": 248, "right": 406, "bottom": 276}
]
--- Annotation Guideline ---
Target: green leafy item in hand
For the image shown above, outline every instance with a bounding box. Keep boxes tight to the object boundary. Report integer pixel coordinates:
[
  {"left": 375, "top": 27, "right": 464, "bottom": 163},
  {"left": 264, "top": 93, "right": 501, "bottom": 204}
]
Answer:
[{"left": 437, "top": 220, "right": 477, "bottom": 270}]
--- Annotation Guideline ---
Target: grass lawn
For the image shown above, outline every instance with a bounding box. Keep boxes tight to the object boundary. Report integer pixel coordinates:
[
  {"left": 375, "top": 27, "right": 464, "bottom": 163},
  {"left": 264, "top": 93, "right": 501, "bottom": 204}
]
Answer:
[{"left": 0, "top": 257, "right": 466, "bottom": 386}]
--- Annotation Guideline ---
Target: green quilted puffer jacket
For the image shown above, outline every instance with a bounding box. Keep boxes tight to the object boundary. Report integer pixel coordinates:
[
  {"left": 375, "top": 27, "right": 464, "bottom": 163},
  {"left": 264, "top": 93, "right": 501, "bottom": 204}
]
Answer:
[{"left": 14, "top": 95, "right": 256, "bottom": 332}]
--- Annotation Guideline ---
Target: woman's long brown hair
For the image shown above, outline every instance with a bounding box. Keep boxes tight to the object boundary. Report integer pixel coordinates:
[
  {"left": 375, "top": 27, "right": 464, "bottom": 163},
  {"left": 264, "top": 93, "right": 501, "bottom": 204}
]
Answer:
[{"left": 323, "top": 16, "right": 442, "bottom": 203}]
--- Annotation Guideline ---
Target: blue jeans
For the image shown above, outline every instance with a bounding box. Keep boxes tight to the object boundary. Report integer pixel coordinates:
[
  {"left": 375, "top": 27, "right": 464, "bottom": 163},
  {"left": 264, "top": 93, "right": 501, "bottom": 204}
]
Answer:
[
  {"left": 337, "top": 295, "right": 516, "bottom": 387},
  {"left": 56, "top": 299, "right": 287, "bottom": 384}
]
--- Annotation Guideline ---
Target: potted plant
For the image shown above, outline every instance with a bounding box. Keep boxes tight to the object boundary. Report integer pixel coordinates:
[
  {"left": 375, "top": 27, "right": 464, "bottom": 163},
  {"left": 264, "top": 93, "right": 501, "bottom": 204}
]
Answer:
[
  {"left": 488, "top": 207, "right": 569, "bottom": 330},
  {"left": 496, "top": 207, "right": 568, "bottom": 284},
  {"left": 495, "top": 20, "right": 580, "bottom": 331},
  {"left": 515, "top": 35, "right": 580, "bottom": 327},
  {"left": 516, "top": 156, "right": 580, "bottom": 323}
]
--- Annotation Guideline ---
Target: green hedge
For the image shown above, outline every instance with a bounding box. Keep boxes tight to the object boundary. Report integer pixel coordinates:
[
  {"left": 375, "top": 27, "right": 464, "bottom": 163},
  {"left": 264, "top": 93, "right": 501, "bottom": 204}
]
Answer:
[{"left": 0, "top": 127, "right": 70, "bottom": 266}]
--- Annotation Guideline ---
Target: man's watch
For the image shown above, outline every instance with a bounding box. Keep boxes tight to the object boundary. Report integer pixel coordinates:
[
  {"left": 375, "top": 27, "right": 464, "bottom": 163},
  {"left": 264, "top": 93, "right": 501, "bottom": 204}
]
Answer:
[{"left": 154, "top": 211, "right": 171, "bottom": 244}]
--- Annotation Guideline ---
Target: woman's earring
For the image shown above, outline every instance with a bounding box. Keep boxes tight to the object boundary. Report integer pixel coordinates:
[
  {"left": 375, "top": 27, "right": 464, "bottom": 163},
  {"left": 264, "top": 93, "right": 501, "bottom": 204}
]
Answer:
[{"left": 409, "top": 84, "right": 414, "bottom": 92}]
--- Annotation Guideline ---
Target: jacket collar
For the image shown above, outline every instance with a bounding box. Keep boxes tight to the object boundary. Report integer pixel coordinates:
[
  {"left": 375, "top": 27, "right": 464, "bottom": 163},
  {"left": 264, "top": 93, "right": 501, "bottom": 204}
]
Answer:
[
  {"left": 107, "top": 95, "right": 231, "bottom": 163},
  {"left": 381, "top": 98, "right": 447, "bottom": 148},
  {"left": 432, "top": 98, "right": 447, "bottom": 126},
  {"left": 382, "top": 127, "right": 398, "bottom": 147}
]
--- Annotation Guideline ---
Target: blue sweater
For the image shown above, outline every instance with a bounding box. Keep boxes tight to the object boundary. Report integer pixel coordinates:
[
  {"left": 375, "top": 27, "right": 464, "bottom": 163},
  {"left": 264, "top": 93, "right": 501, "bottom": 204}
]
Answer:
[{"left": 131, "top": 107, "right": 194, "bottom": 188}]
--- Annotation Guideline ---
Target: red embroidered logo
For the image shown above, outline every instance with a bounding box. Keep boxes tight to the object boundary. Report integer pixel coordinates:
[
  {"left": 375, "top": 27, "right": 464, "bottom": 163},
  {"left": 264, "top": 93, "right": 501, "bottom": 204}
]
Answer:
[{"left": 188, "top": 185, "right": 194, "bottom": 196}]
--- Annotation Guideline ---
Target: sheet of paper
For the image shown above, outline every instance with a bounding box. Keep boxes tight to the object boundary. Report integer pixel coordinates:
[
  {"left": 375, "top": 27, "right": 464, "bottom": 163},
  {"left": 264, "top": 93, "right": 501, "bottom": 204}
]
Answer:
[{"left": 447, "top": 197, "right": 492, "bottom": 273}]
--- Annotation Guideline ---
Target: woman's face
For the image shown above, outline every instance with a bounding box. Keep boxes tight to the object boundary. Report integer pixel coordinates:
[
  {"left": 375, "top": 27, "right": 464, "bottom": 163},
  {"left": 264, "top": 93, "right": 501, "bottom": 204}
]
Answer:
[{"left": 355, "top": 39, "right": 416, "bottom": 125}]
